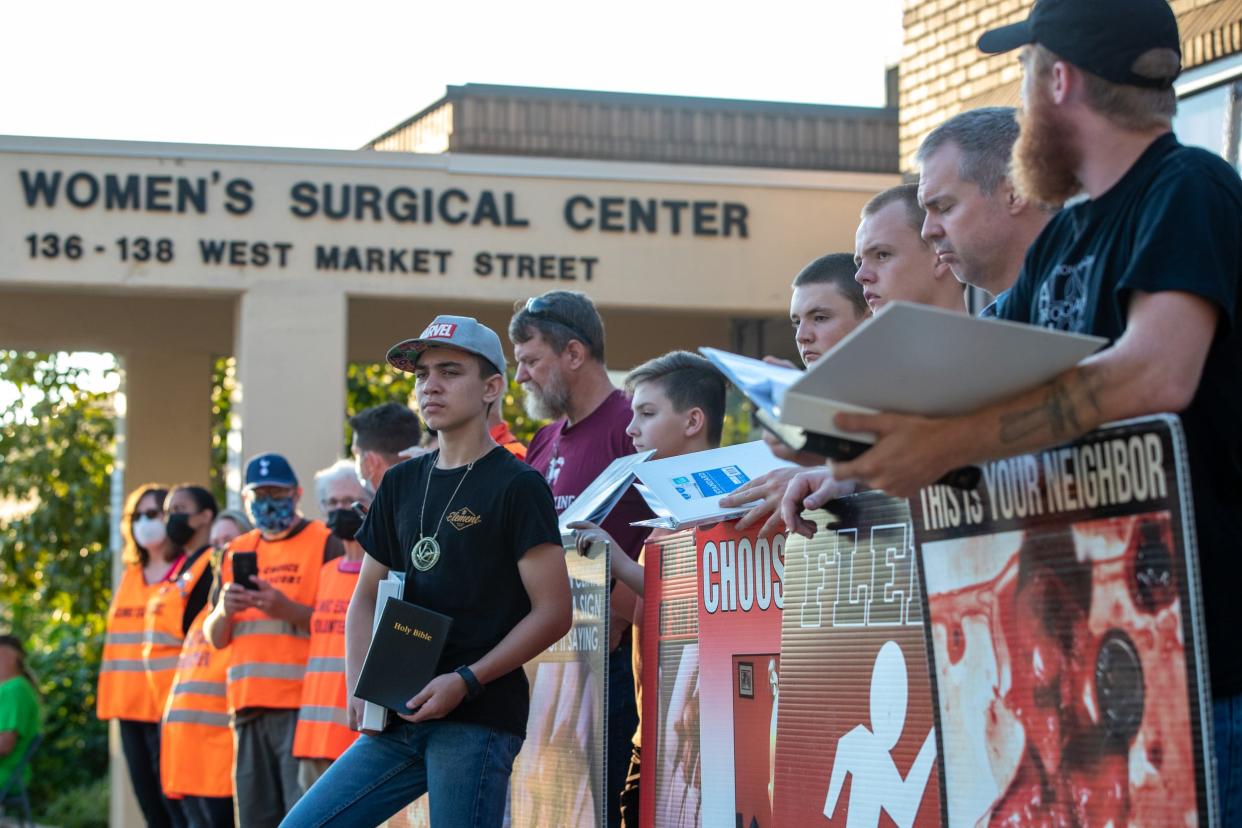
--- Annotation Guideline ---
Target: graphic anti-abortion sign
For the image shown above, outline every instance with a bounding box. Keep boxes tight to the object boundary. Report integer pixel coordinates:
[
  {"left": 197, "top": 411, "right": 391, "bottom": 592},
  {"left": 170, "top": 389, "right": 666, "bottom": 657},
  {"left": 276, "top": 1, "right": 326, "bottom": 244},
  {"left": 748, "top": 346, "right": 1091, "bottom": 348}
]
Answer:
[
  {"left": 910, "top": 416, "right": 1215, "bottom": 826},
  {"left": 772, "top": 498, "right": 940, "bottom": 827},
  {"left": 695, "top": 522, "right": 785, "bottom": 828},
  {"left": 508, "top": 544, "right": 610, "bottom": 828},
  {"left": 642, "top": 529, "right": 702, "bottom": 828}
]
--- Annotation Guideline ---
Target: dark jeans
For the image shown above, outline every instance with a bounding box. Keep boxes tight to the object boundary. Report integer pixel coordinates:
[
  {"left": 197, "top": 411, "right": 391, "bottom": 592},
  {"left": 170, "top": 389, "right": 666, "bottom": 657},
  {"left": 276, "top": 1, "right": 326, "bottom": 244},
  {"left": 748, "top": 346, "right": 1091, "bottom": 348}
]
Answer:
[
  {"left": 1215, "top": 692, "right": 1242, "bottom": 825},
  {"left": 618, "top": 744, "right": 641, "bottom": 828},
  {"left": 607, "top": 643, "right": 639, "bottom": 828},
  {"left": 182, "top": 795, "right": 235, "bottom": 828},
  {"left": 118, "top": 720, "right": 180, "bottom": 828},
  {"left": 233, "top": 709, "right": 303, "bottom": 828}
]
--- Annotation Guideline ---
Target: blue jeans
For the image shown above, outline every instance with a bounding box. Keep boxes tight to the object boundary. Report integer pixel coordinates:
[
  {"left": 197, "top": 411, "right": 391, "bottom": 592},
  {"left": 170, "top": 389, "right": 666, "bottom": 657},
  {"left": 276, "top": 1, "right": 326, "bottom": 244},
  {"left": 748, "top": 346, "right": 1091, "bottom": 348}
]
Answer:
[
  {"left": 1215, "top": 693, "right": 1242, "bottom": 825},
  {"left": 279, "top": 719, "right": 523, "bottom": 828}
]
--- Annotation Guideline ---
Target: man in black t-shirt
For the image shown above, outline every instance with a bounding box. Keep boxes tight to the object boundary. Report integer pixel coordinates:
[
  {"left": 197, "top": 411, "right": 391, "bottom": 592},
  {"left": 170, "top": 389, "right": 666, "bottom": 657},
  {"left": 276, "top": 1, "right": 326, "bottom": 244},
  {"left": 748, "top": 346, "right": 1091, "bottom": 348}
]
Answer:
[
  {"left": 283, "top": 316, "right": 571, "bottom": 828},
  {"left": 810, "top": 0, "right": 1242, "bottom": 819}
]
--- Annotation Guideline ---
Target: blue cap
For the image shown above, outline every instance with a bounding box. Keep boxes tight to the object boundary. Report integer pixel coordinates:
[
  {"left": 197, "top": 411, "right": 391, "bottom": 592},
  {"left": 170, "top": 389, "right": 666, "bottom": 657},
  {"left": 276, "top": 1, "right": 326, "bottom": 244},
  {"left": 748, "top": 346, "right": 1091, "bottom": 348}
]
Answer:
[{"left": 244, "top": 453, "right": 299, "bottom": 490}]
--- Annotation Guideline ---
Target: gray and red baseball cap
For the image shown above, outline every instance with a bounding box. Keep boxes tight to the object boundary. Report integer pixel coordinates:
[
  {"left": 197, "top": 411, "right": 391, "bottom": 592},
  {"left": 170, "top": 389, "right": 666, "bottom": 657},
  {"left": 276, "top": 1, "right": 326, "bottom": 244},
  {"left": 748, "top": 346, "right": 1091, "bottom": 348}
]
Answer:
[{"left": 386, "top": 315, "right": 507, "bottom": 376}]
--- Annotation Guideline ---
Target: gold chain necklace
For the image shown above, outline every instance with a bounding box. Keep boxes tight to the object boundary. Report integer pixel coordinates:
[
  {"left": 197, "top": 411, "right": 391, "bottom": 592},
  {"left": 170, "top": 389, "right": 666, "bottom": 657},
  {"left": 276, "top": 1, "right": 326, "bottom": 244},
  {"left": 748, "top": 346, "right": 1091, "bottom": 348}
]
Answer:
[{"left": 410, "top": 450, "right": 478, "bottom": 572}]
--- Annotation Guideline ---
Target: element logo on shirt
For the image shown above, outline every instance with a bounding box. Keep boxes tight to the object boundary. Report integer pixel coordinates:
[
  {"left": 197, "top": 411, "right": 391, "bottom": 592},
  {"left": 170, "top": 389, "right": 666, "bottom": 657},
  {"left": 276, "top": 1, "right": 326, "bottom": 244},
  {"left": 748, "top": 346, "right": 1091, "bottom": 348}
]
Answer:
[
  {"left": 1036, "top": 255, "right": 1094, "bottom": 332},
  {"left": 446, "top": 507, "right": 482, "bottom": 531}
]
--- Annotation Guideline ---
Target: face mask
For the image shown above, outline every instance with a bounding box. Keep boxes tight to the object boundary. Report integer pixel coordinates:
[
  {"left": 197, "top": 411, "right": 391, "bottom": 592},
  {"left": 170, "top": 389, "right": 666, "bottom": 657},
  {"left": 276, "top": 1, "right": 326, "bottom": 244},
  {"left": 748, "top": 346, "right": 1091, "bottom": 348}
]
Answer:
[
  {"left": 166, "top": 513, "right": 197, "bottom": 546},
  {"left": 133, "top": 516, "right": 167, "bottom": 549},
  {"left": 326, "top": 507, "right": 365, "bottom": 540},
  {"left": 248, "top": 496, "right": 297, "bottom": 534}
]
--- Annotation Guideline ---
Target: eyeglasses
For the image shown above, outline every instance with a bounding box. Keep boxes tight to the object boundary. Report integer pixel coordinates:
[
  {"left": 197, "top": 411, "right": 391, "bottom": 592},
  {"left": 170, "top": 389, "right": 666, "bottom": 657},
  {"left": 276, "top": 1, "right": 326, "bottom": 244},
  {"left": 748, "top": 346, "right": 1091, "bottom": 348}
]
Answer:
[
  {"left": 131, "top": 508, "right": 162, "bottom": 520},
  {"left": 522, "top": 296, "right": 595, "bottom": 351}
]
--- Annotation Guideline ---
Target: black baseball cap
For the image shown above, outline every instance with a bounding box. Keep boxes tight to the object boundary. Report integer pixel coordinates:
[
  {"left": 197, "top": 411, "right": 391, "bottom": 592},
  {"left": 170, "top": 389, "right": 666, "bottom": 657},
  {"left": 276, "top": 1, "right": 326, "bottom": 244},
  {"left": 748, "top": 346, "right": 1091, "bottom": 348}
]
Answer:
[{"left": 978, "top": 0, "right": 1181, "bottom": 89}]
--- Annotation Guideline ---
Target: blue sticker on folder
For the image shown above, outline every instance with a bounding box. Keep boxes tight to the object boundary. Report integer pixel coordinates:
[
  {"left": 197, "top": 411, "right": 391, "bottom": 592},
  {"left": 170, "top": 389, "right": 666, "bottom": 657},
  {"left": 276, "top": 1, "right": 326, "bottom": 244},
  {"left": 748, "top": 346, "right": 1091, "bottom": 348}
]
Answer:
[{"left": 689, "top": 465, "right": 750, "bottom": 498}]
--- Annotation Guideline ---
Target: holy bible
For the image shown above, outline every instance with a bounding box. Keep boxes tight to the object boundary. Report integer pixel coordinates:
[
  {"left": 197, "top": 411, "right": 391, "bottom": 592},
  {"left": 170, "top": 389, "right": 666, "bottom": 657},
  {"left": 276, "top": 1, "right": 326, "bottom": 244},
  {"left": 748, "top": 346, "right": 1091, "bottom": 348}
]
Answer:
[{"left": 354, "top": 597, "right": 453, "bottom": 715}]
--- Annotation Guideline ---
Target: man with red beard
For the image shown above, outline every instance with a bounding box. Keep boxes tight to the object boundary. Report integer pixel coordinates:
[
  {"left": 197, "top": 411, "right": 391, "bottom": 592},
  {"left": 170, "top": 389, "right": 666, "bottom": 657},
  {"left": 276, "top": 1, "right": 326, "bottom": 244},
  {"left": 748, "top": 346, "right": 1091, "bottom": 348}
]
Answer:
[{"left": 816, "top": 0, "right": 1242, "bottom": 819}]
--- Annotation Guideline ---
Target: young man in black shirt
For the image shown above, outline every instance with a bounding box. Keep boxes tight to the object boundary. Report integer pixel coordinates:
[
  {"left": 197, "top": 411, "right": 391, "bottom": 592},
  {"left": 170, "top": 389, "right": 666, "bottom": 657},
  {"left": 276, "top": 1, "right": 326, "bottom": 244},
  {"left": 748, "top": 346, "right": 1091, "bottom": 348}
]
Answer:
[
  {"left": 807, "top": 0, "right": 1242, "bottom": 819},
  {"left": 283, "top": 315, "right": 572, "bottom": 828}
]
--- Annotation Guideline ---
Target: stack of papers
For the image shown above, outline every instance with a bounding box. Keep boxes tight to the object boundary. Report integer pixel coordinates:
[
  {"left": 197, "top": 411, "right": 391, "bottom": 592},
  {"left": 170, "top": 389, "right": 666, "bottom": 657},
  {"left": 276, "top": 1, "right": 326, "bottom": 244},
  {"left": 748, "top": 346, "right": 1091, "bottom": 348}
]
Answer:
[
  {"left": 631, "top": 441, "right": 795, "bottom": 530},
  {"left": 360, "top": 571, "right": 406, "bottom": 732},
  {"left": 700, "top": 347, "right": 871, "bottom": 457},
  {"left": 557, "top": 450, "right": 656, "bottom": 540},
  {"left": 779, "top": 301, "right": 1107, "bottom": 435}
]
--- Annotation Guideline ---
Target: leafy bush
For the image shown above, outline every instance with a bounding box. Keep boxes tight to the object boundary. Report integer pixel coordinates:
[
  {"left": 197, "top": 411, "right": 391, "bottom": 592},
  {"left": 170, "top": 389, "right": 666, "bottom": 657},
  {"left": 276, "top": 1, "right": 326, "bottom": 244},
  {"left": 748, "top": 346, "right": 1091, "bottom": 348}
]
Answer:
[{"left": 38, "top": 776, "right": 109, "bottom": 828}]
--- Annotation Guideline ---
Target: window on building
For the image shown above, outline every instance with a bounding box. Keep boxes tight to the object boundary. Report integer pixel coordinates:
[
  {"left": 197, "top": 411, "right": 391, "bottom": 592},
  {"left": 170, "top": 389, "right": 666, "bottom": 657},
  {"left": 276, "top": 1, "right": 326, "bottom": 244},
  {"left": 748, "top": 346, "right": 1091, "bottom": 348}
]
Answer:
[{"left": 1174, "top": 53, "right": 1242, "bottom": 170}]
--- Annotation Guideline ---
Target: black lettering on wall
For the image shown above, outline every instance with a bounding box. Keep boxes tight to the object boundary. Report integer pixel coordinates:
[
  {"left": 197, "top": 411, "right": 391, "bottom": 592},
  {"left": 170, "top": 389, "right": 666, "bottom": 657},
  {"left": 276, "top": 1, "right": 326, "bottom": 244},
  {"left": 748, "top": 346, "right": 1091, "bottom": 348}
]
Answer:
[
  {"left": 564, "top": 195, "right": 593, "bottom": 230},
  {"left": 224, "top": 179, "right": 254, "bottom": 215},
  {"left": 290, "top": 182, "right": 318, "bottom": 217},
  {"left": 20, "top": 170, "right": 61, "bottom": 207},
  {"left": 66, "top": 172, "right": 100, "bottom": 208},
  {"left": 105, "top": 175, "right": 141, "bottom": 210}
]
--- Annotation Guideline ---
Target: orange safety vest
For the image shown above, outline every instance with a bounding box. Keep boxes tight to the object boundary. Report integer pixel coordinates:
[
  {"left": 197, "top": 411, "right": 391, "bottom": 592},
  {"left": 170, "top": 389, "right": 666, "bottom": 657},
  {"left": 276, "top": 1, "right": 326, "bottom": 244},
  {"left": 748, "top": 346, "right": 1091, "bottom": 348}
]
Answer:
[
  {"left": 490, "top": 422, "right": 527, "bottom": 461},
  {"left": 161, "top": 605, "right": 233, "bottom": 798},
  {"left": 221, "top": 523, "right": 330, "bottom": 712},
  {"left": 98, "top": 565, "right": 165, "bottom": 722},
  {"left": 143, "top": 551, "right": 208, "bottom": 712},
  {"left": 293, "top": 558, "right": 362, "bottom": 760}
]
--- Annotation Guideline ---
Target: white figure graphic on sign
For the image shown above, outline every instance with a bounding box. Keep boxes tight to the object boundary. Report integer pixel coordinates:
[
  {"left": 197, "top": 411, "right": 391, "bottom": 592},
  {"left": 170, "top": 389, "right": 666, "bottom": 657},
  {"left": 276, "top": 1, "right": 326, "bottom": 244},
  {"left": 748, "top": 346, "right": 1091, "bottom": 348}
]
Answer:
[{"left": 823, "top": 640, "right": 937, "bottom": 828}]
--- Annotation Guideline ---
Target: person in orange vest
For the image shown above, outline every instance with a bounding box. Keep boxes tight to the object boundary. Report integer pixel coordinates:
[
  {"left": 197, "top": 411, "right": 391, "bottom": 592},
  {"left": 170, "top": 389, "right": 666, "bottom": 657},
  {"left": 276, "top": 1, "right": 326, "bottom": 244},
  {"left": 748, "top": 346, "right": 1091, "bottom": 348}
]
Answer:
[
  {"left": 348, "top": 402, "right": 423, "bottom": 495},
  {"left": 204, "top": 454, "right": 343, "bottom": 828},
  {"left": 292, "top": 460, "right": 374, "bottom": 791},
  {"left": 98, "top": 483, "right": 181, "bottom": 828},
  {"left": 488, "top": 402, "right": 527, "bottom": 461},
  {"left": 142, "top": 485, "right": 220, "bottom": 828},
  {"left": 161, "top": 509, "right": 252, "bottom": 828}
]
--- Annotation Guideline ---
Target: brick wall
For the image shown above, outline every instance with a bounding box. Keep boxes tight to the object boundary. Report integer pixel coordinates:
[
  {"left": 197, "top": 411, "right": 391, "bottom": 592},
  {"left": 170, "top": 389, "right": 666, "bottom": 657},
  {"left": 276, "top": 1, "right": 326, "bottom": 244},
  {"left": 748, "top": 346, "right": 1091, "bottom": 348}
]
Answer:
[{"left": 899, "top": 0, "right": 1242, "bottom": 171}]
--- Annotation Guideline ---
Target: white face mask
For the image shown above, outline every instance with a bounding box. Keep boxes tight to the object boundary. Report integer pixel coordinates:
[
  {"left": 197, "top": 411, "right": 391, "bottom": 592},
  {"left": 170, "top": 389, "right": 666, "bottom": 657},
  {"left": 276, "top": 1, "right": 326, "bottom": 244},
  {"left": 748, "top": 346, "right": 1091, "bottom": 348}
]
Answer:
[{"left": 133, "top": 516, "right": 167, "bottom": 549}]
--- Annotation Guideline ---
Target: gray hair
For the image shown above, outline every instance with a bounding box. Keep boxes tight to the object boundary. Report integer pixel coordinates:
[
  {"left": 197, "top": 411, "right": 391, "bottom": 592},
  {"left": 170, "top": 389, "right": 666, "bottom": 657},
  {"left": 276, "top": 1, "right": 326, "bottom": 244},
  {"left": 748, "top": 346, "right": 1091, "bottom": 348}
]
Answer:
[
  {"left": 314, "top": 458, "right": 364, "bottom": 505},
  {"left": 916, "top": 107, "right": 1020, "bottom": 195}
]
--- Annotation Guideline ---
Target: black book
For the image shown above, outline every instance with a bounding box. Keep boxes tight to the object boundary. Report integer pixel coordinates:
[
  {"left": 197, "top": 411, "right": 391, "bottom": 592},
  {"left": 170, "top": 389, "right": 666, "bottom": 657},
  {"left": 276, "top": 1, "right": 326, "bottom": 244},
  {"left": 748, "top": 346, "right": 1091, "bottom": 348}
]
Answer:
[{"left": 354, "top": 597, "right": 453, "bottom": 715}]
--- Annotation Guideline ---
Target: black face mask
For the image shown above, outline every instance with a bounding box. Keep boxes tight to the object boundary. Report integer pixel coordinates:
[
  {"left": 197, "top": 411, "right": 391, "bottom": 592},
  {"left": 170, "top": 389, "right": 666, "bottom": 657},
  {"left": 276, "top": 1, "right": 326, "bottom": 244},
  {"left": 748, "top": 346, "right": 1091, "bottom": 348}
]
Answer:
[
  {"left": 166, "top": 513, "right": 197, "bottom": 546},
  {"left": 327, "top": 507, "right": 365, "bottom": 540}
]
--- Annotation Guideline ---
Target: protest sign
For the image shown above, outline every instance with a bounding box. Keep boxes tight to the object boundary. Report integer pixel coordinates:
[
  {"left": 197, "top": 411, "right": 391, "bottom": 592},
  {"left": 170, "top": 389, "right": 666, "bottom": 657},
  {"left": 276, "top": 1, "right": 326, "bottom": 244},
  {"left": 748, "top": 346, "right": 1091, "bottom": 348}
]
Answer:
[{"left": 911, "top": 416, "right": 1215, "bottom": 826}]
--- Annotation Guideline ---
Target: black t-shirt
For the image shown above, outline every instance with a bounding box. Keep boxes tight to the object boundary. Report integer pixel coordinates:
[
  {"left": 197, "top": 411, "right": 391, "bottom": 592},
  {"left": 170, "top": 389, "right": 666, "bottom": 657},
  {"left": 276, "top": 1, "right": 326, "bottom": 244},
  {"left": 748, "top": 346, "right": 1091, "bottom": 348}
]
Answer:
[
  {"left": 1000, "top": 132, "right": 1242, "bottom": 696},
  {"left": 356, "top": 445, "right": 562, "bottom": 737}
]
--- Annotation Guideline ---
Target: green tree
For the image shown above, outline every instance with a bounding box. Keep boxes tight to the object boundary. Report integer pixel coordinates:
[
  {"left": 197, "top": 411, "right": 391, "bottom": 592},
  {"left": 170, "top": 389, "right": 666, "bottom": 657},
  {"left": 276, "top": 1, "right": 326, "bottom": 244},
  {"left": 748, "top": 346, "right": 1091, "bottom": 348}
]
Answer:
[{"left": 0, "top": 351, "right": 116, "bottom": 817}]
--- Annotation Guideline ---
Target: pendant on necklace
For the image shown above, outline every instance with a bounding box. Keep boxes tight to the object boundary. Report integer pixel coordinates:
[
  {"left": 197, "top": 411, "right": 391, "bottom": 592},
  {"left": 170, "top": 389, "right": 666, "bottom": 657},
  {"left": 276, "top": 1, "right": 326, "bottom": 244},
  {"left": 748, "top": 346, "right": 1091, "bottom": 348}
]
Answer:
[{"left": 411, "top": 536, "right": 441, "bottom": 572}]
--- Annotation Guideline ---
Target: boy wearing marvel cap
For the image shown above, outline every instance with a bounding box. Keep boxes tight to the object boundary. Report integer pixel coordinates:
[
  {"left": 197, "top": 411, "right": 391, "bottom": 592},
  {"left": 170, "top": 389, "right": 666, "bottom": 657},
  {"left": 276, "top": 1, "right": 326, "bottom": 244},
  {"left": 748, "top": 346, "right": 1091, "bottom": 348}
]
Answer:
[{"left": 283, "top": 315, "right": 572, "bottom": 828}]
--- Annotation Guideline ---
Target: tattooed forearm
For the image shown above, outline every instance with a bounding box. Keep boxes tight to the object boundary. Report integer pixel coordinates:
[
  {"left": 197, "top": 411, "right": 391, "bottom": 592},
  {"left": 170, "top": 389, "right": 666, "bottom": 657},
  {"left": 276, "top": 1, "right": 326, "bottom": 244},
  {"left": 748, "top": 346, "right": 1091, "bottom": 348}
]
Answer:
[{"left": 998, "top": 365, "right": 1107, "bottom": 446}]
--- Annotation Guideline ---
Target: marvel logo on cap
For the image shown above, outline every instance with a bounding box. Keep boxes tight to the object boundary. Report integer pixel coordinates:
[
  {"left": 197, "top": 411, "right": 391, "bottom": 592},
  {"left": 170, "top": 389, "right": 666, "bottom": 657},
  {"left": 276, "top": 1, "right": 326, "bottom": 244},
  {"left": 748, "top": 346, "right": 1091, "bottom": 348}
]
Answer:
[
  {"left": 386, "top": 314, "right": 507, "bottom": 376},
  {"left": 420, "top": 322, "right": 458, "bottom": 340}
]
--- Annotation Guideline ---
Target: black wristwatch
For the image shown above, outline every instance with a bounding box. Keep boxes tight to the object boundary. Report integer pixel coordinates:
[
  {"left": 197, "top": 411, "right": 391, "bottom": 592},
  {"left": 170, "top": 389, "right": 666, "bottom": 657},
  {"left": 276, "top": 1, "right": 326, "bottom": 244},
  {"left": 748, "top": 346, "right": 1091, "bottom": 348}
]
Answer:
[{"left": 455, "top": 665, "right": 484, "bottom": 701}]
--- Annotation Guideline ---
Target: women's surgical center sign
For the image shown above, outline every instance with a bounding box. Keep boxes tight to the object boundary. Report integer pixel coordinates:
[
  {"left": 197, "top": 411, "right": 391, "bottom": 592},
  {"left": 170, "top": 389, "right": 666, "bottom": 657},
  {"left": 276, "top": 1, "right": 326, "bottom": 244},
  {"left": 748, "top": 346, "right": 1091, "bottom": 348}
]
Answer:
[{"left": 1, "top": 141, "right": 758, "bottom": 306}]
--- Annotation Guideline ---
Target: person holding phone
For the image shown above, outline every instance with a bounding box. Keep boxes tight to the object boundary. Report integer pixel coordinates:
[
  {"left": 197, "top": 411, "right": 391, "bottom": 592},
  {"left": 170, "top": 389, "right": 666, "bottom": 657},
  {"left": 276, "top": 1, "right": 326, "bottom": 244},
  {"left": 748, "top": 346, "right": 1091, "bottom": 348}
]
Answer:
[{"left": 204, "top": 454, "right": 343, "bottom": 828}]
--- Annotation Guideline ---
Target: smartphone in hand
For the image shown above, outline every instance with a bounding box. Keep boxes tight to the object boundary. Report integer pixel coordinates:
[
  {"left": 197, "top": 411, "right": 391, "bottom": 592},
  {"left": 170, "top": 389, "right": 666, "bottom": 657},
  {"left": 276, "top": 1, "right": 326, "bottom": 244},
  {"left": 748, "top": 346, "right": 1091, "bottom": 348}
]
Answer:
[{"left": 232, "top": 551, "right": 259, "bottom": 591}]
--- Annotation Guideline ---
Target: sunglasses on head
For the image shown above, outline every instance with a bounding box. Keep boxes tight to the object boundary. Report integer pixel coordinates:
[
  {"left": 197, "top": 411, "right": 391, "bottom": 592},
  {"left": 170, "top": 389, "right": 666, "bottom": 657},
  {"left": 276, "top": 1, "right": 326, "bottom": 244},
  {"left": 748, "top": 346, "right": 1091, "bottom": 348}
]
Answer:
[{"left": 523, "top": 296, "right": 594, "bottom": 350}]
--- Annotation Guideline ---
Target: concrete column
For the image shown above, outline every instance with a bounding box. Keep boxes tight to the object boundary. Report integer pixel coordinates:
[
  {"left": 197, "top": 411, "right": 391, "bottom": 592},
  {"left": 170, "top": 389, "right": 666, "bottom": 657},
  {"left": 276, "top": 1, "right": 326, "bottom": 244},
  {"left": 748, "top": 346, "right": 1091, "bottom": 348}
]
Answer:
[
  {"left": 118, "top": 349, "right": 215, "bottom": 493},
  {"left": 232, "top": 284, "right": 347, "bottom": 522},
  {"left": 110, "top": 347, "right": 215, "bottom": 828}
]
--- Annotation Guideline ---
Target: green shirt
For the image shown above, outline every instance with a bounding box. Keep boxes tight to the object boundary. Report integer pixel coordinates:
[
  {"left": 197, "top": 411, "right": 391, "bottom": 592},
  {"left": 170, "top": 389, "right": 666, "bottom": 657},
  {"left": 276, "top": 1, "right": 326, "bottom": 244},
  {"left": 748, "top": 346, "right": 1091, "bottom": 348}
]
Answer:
[{"left": 0, "top": 676, "right": 41, "bottom": 791}]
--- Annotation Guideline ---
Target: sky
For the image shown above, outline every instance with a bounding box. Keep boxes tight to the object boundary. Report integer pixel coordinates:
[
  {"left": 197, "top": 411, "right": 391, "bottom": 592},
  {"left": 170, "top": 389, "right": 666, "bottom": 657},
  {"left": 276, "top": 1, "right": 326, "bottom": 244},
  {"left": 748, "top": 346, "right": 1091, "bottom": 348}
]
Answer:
[{"left": 1, "top": 0, "right": 904, "bottom": 150}]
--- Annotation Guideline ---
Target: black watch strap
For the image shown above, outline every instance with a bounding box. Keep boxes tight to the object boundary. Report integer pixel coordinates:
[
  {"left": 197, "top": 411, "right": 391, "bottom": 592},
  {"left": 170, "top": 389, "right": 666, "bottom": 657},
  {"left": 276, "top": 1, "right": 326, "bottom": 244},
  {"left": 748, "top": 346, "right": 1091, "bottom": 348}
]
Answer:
[{"left": 455, "top": 665, "right": 484, "bottom": 701}]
